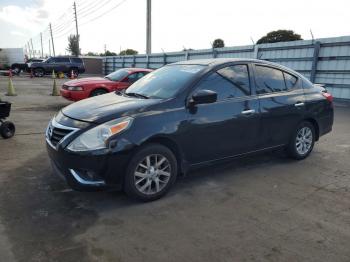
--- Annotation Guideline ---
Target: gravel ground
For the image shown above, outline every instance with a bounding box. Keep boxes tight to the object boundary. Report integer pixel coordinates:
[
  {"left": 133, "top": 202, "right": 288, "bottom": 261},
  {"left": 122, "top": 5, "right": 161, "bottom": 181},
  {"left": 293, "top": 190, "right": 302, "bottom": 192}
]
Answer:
[{"left": 0, "top": 75, "right": 350, "bottom": 262}]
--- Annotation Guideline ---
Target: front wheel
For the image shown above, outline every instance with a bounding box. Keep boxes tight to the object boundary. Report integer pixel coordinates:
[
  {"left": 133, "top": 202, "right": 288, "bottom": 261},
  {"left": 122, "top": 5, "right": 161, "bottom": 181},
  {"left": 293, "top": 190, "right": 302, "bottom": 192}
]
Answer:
[
  {"left": 90, "top": 88, "right": 108, "bottom": 97},
  {"left": 287, "top": 121, "right": 315, "bottom": 160},
  {"left": 124, "top": 144, "right": 178, "bottom": 201}
]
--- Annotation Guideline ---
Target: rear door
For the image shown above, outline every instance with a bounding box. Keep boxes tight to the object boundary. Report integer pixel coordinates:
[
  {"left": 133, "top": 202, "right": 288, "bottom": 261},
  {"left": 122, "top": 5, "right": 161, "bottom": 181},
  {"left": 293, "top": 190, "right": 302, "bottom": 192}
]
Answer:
[
  {"left": 253, "top": 64, "right": 306, "bottom": 148},
  {"left": 183, "top": 63, "right": 261, "bottom": 164}
]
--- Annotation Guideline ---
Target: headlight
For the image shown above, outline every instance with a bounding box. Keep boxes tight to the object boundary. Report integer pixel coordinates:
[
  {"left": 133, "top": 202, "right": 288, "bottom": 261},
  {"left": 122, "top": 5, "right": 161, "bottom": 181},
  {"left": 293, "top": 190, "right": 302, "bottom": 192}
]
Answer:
[
  {"left": 67, "top": 117, "right": 133, "bottom": 152},
  {"left": 67, "top": 86, "right": 83, "bottom": 91}
]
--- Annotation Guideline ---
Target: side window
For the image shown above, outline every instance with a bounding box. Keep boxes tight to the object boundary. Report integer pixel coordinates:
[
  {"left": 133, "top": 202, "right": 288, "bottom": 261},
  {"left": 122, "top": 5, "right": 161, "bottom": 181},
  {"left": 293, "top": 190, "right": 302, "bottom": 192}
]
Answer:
[
  {"left": 126, "top": 73, "right": 142, "bottom": 83},
  {"left": 195, "top": 65, "right": 251, "bottom": 101},
  {"left": 71, "top": 58, "right": 82, "bottom": 63},
  {"left": 217, "top": 65, "right": 251, "bottom": 97},
  {"left": 255, "top": 65, "right": 286, "bottom": 94},
  {"left": 283, "top": 72, "right": 298, "bottom": 90}
]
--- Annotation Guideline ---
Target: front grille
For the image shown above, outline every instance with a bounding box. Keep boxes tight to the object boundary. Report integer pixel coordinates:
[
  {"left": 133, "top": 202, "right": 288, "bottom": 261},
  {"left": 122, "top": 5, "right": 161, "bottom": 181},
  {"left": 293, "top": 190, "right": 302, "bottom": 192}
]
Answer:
[
  {"left": 47, "top": 120, "right": 77, "bottom": 148},
  {"left": 51, "top": 127, "right": 73, "bottom": 146}
]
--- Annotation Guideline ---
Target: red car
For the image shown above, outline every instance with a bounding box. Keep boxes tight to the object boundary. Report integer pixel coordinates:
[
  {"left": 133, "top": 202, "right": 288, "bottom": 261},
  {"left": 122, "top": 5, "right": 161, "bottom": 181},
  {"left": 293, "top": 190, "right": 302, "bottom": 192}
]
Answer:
[{"left": 60, "top": 68, "right": 153, "bottom": 101}]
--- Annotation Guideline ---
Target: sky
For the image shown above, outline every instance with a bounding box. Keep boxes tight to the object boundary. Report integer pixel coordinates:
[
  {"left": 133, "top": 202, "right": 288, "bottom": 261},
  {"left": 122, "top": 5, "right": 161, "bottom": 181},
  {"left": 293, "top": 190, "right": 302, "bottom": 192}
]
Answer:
[{"left": 0, "top": 0, "right": 350, "bottom": 56}]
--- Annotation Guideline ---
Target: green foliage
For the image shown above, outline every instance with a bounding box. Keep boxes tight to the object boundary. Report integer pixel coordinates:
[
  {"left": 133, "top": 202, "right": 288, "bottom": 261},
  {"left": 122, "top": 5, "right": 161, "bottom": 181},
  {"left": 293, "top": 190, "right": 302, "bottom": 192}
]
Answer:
[
  {"left": 66, "top": 34, "right": 80, "bottom": 56},
  {"left": 212, "top": 39, "right": 225, "bottom": 48},
  {"left": 257, "top": 30, "right": 302, "bottom": 44},
  {"left": 86, "top": 52, "right": 99, "bottom": 56},
  {"left": 119, "top": 49, "right": 138, "bottom": 56}
]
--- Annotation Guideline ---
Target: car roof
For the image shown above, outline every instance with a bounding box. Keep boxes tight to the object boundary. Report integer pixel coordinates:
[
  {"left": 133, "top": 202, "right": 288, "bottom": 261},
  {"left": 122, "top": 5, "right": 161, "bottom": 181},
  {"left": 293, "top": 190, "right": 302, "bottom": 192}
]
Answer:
[
  {"left": 172, "top": 58, "right": 277, "bottom": 66},
  {"left": 171, "top": 58, "right": 304, "bottom": 77},
  {"left": 124, "top": 68, "right": 153, "bottom": 72}
]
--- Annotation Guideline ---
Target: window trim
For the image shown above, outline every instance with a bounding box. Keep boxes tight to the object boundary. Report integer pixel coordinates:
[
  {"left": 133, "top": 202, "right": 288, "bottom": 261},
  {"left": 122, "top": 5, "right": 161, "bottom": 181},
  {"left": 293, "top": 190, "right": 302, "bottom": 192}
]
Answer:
[{"left": 253, "top": 64, "right": 300, "bottom": 95}]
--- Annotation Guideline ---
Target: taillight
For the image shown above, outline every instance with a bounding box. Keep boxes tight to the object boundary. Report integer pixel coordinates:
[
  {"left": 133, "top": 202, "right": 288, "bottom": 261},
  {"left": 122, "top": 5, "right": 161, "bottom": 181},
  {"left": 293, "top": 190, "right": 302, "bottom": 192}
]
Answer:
[{"left": 322, "top": 92, "right": 333, "bottom": 103}]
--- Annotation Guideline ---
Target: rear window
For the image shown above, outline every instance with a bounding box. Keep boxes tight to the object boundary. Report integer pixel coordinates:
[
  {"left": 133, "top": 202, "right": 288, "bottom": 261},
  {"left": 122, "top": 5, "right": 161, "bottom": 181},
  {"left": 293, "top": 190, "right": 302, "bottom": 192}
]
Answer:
[{"left": 283, "top": 72, "right": 298, "bottom": 90}]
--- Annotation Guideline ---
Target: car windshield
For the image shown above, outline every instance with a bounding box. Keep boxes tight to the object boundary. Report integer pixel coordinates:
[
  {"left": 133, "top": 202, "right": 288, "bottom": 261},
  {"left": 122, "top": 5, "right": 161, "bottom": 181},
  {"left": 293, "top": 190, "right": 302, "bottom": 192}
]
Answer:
[
  {"left": 105, "top": 69, "right": 129, "bottom": 81},
  {"left": 125, "top": 65, "right": 205, "bottom": 99}
]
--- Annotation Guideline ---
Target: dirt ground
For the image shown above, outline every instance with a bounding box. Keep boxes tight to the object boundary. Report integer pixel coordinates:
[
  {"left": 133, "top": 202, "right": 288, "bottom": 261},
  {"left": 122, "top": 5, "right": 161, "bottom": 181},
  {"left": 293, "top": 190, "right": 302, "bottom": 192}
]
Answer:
[{"left": 0, "top": 75, "right": 350, "bottom": 262}]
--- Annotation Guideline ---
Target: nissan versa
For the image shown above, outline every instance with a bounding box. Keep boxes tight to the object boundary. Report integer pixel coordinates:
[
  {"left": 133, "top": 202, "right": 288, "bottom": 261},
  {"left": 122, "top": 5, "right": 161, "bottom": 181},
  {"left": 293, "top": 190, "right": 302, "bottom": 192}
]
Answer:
[{"left": 46, "top": 59, "right": 334, "bottom": 201}]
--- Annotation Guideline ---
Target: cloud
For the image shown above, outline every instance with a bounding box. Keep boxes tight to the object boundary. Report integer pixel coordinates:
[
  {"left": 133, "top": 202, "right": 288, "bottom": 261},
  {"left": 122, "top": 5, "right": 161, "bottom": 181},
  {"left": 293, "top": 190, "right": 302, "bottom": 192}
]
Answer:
[
  {"left": 0, "top": 5, "right": 47, "bottom": 31},
  {"left": 11, "top": 30, "right": 26, "bottom": 37}
]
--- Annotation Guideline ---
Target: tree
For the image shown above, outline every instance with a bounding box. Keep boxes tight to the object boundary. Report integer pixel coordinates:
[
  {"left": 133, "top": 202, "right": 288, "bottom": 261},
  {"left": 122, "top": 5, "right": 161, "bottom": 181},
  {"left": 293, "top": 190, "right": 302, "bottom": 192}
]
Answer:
[
  {"left": 257, "top": 30, "right": 302, "bottom": 44},
  {"left": 119, "top": 49, "right": 138, "bottom": 56},
  {"left": 105, "top": 50, "right": 118, "bottom": 56},
  {"left": 66, "top": 34, "right": 80, "bottom": 56},
  {"left": 212, "top": 39, "right": 225, "bottom": 48},
  {"left": 86, "top": 52, "right": 99, "bottom": 56}
]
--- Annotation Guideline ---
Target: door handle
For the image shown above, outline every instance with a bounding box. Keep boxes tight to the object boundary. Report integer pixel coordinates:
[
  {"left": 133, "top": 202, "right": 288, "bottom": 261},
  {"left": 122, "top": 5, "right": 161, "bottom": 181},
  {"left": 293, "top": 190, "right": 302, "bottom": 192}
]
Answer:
[
  {"left": 241, "top": 109, "right": 255, "bottom": 115},
  {"left": 294, "top": 102, "right": 305, "bottom": 107}
]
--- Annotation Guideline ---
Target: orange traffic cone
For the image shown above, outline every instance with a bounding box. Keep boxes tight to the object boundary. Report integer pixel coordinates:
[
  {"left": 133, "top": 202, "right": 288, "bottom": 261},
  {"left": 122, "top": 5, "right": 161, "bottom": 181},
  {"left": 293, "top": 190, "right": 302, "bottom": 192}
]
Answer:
[{"left": 70, "top": 70, "right": 75, "bottom": 79}]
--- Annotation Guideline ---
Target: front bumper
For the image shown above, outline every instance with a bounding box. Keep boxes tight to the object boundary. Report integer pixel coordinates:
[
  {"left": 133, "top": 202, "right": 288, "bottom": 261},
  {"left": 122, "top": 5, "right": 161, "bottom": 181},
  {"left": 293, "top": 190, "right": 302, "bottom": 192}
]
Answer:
[
  {"left": 60, "top": 88, "right": 87, "bottom": 101},
  {"left": 47, "top": 141, "right": 130, "bottom": 190}
]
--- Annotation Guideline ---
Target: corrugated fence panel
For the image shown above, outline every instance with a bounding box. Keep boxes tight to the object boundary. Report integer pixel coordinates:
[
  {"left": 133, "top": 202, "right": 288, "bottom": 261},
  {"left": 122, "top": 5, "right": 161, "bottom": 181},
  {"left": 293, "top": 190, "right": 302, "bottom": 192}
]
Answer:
[{"left": 103, "top": 36, "right": 350, "bottom": 99}]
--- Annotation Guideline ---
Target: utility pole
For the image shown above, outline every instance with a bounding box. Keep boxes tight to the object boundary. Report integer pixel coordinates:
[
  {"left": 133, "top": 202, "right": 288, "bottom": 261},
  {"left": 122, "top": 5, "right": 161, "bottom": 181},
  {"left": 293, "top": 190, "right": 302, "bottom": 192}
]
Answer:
[
  {"left": 73, "top": 2, "right": 80, "bottom": 55},
  {"left": 40, "top": 32, "right": 44, "bottom": 58},
  {"left": 49, "top": 23, "right": 56, "bottom": 57},
  {"left": 146, "top": 0, "right": 151, "bottom": 54},
  {"left": 30, "top": 38, "right": 34, "bottom": 58}
]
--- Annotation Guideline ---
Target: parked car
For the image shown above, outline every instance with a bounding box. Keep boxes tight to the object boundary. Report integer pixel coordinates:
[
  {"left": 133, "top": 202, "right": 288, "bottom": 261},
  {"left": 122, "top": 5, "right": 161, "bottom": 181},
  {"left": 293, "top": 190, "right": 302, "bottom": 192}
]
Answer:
[
  {"left": 60, "top": 68, "right": 152, "bottom": 101},
  {"left": 28, "top": 56, "right": 85, "bottom": 77},
  {"left": 11, "top": 58, "right": 44, "bottom": 74},
  {"left": 46, "top": 58, "right": 334, "bottom": 201}
]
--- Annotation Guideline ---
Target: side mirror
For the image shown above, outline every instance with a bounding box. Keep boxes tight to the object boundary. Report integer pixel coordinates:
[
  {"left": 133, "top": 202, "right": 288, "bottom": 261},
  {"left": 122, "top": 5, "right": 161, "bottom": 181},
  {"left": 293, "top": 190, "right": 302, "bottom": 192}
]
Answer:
[{"left": 190, "top": 90, "right": 217, "bottom": 105}]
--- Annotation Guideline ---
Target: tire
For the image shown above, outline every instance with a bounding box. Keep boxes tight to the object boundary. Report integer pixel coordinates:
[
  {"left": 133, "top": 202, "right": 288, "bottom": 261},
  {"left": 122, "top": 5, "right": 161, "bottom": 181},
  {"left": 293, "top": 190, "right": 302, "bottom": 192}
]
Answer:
[
  {"left": 13, "top": 67, "right": 21, "bottom": 75},
  {"left": 0, "top": 121, "right": 15, "bottom": 139},
  {"left": 124, "top": 143, "right": 178, "bottom": 201},
  {"left": 90, "top": 88, "right": 108, "bottom": 97},
  {"left": 34, "top": 68, "right": 44, "bottom": 77},
  {"left": 287, "top": 121, "right": 315, "bottom": 160}
]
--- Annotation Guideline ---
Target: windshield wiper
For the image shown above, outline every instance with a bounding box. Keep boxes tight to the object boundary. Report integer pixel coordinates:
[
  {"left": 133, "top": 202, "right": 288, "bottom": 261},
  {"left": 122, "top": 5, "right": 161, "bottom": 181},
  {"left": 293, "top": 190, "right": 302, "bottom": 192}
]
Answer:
[
  {"left": 115, "top": 90, "right": 124, "bottom": 96},
  {"left": 125, "top": 92, "right": 149, "bottom": 99}
]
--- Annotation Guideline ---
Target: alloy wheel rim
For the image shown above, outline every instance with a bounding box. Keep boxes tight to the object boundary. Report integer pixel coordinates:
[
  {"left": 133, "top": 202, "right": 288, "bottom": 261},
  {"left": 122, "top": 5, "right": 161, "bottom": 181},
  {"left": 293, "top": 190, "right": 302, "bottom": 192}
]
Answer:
[
  {"left": 134, "top": 154, "right": 171, "bottom": 195},
  {"left": 296, "top": 127, "right": 313, "bottom": 155}
]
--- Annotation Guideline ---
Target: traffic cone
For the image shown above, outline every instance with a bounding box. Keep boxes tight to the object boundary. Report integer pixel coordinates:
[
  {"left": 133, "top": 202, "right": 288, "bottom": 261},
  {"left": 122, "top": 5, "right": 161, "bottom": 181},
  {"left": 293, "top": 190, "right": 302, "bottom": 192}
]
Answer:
[
  {"left": 70, "top": 70, "right": 75, "bottom": 79},
  {"left": 51, "top": 70, "right": 60, "bottom": 96},
  {"left": 6, "top": 70, "right": 17, "bottom": 96}
]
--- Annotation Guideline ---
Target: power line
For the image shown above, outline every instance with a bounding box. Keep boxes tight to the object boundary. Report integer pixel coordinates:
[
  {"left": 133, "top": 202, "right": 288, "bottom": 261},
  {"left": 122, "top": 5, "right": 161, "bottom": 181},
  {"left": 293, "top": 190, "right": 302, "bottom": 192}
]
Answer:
[
  {"left": 80, "top": 0, "right": 128, "bottom": 27},
  {"left": 77, "top": 0, "right": 110, "bottom": 17}
]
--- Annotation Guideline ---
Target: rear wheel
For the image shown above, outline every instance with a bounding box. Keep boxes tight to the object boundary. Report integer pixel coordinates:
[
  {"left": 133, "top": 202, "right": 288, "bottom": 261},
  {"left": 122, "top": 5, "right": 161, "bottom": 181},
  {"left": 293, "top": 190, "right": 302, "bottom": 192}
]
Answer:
[
  {"left": 90, "top": 88, "right": 108, "bottom": 97},
  {"left": 34, "top": 68, "right": 44, "bottom": 77},
  {"left": 287, "top": 121, "right": 315, "bottom": 160},
  {"left": 124, "top": 143, "right": 178, "bottom": 201},
  {"left": 0, "top": 121, "right": 15, "bottom": 139}
]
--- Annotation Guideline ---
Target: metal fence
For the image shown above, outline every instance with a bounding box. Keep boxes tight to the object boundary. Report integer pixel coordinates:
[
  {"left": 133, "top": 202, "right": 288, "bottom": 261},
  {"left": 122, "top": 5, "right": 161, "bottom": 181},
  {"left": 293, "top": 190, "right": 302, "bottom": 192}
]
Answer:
[{"left": 103, "top": 36, "right": 350, "bottom": 100}]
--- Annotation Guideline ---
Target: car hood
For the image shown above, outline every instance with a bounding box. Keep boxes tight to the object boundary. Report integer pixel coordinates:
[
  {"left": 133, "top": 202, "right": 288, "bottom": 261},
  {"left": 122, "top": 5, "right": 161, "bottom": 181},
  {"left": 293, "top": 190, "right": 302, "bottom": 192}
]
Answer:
[
  {"left": 64, "top": 77, "right": 112, "bottom": 86},
  {"left": 61, "top": 92, "right": 160, "bottom": 124}
]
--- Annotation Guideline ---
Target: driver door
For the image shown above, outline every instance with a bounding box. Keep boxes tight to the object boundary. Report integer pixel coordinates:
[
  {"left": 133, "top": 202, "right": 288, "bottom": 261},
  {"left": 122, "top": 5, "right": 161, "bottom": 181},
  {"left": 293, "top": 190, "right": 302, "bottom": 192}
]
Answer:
[{"left": 182, "top": 64, "right": 261, "bottom": 164}]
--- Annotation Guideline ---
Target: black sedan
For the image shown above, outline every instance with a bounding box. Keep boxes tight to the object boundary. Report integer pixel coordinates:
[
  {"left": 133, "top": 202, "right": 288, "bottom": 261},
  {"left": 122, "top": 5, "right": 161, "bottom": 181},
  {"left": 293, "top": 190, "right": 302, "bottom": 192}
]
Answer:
[{"left": 46, "top": 58, "right": 334, "bottom": 201}]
